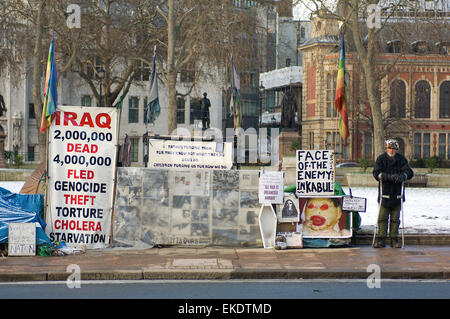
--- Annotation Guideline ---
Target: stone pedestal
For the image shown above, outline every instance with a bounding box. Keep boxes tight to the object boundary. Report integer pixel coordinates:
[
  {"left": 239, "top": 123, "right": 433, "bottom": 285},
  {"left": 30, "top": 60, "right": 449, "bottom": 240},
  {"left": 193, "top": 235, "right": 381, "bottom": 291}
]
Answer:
[
  {"left": 279, "top": 130, "right": 301, "bottom": 162},
  {"left": 0, "top": 126, "right": 7, "bottom": 168}
]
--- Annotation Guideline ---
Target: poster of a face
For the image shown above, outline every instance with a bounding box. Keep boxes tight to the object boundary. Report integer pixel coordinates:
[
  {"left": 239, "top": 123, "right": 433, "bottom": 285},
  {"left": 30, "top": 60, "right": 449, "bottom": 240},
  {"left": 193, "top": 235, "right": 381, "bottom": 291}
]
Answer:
[
  {"left": 298, "top": 197, "right": 352, "bottom": 238},
  {"left": 277, "top": 195, "right": 300, "bottom": 222}
]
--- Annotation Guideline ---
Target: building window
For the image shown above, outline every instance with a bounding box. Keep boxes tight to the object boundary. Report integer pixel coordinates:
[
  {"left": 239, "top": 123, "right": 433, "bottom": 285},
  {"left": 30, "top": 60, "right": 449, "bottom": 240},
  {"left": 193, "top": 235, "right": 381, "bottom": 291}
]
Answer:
[
  {"left": 128, "top": 97, "right": 139, "bottom": 123},
  {"left": 81, "top": 95, "right": 92, "bottom": 107},
  {"left": 364, "top": 131, "right": 372, "bottom": 159},
  {"left": 439, "top": 81, "right": 450, "bottom": 118},
  {"left": 176, "top": 97, "right": 185, "bottom": 124},
  {"left": 414, "top": 133, "right": 421, "bottom": 159},
  {"left": 326, "top": 73, "right": 337, "bottom": 117},
  {"left": 390, "top": 80, "right": 406, "bottom": 118},
  {"left": 309, "top": 132, "right": 314, "bottom": 149},
  {"left": 423, "top": 133, "right": 430, "bottom": 158},
  {"left": 27, "top": 145, "right": 35, "bottom": 162},
  {"left": 439, "top": 133, "right": 446, "bottom": 159},
  {"left": 28, "top": 103, "right": 35, "bottom": 119},
  {"left": 414, "top": 80, "right": 431, "bottom": 118},
  {"left": 143, "top": 97, "right": 148, "bottom": 123},
  {"left": 285, "top": 58, "right": 291, "bottom": 67},
  {"left": 133, "top": 60, "right": 150, "bottom": 82},
  {"left": 326, "top": 132, "right": 348, "bottom": 158},
  {"left": 130, "top": 137, "right": 139, "bottom": 163},
  {"left": 414, "top": 132, "right": 432, "bottom": 159},
  {"left": 243, "top": 100, "right": 258, "bottom": 117},
  {"left": 190, "top": 99, "right": 202, "bottom": 125}
]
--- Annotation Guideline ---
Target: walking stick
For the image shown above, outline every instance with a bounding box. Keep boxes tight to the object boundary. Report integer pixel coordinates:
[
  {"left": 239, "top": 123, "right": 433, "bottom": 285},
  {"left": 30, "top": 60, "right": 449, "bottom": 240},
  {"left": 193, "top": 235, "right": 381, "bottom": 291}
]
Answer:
[
  {"left": 400, "top": 181, "right": 405, "bottom": 248},
  {"left": 372, "top": 180, "right": 382, "bottom": 247}
]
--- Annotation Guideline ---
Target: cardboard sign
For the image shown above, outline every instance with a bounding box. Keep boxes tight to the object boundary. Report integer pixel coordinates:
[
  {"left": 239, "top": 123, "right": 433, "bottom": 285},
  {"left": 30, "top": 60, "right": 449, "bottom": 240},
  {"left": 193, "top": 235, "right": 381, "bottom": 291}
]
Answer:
[
  {"left": 147, "top": 139, "right": 233, "bottom": 170},
  {"left": 342, "top": 196, "right": 367, "bottom": 212},
  {"left": 296, "top": 150, "right": 335, "bottom": 196},
  {"left": 46, "top": 106, "right": 118, "bottom": 249},
  {"left": 258, "top": 171, "right": 284, "bottom": 204},
  {"left": 8, "top": 223, "right": 36, "bottom": 256}
]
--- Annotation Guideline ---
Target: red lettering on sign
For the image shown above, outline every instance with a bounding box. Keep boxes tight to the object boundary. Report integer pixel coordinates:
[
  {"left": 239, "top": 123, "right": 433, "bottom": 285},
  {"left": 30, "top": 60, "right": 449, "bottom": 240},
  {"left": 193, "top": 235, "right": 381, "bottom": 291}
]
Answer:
[
  {"left": 67, "top": 169, "right": 94, "bottom": 179},
  {"left": 67, "top": 143, "right": 98, "bottom": 153}
]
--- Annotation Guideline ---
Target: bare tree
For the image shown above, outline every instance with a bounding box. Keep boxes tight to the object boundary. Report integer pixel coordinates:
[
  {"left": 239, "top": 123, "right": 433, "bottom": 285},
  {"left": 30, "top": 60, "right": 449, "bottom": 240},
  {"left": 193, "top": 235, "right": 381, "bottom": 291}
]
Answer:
[{"left": 155, "top": 0, "right": 260, "bottom": 134}]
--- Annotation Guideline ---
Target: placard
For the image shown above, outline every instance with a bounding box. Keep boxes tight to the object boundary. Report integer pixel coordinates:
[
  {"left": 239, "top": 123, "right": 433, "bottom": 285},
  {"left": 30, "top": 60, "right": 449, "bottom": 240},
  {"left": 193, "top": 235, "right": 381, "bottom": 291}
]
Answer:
[
  {"left": 296, "top": 150, "right": 334, "bottom": 196},
  {"left": 46, "top": 106, "right": 118, "bottom": 249},
  {"left": 147, "top": 139, "right": 232, "bottom": 170},
  {"left": 342, "top": 196, "right": 367, "bottom": 212},
  {"left": 277, "top": 194, "right": 300, "bottom": 222},
  {"left": 8, "top": 223, "right": 36, "bottom": 256},
  {"left": 297, "top": 196, "right": 352, "bottom": 238},
  {"left": 258, "top": 171, "right": 284, "bottom": 204}
]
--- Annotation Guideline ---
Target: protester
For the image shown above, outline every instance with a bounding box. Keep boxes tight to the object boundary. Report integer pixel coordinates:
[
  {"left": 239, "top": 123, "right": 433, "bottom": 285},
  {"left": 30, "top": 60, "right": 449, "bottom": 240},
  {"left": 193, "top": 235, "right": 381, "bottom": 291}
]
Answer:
[{"left": 372, "top": 139, "right": 414, "bottom": 248}]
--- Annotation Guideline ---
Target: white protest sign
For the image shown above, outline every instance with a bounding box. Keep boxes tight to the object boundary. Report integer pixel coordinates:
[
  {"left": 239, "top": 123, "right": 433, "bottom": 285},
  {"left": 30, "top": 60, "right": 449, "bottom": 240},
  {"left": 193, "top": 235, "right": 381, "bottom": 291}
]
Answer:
[
  {"left": 258, "top": 171, "right": 284, "bottom": 204},
  {"left": 342, "top": 196, "right": 367, "bottom": 212},
  {"left": 147, "top": 139, "right": 233, "bottom": 170},
  {"left": 46, "top": 106, "right": 118, "bottom": 249},
  {"left": 296, "top": 150, "right": 335, "bottom": 196},
  {"left": 8, "top": 223, "right": 36, "bottom": 256}
]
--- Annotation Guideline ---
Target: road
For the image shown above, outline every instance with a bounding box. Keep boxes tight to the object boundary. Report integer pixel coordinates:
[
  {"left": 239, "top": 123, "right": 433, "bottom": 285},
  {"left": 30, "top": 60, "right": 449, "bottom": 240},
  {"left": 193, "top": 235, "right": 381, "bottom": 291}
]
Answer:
[{"left": 1, "top": 279, "right": 448, "bottom": 299}]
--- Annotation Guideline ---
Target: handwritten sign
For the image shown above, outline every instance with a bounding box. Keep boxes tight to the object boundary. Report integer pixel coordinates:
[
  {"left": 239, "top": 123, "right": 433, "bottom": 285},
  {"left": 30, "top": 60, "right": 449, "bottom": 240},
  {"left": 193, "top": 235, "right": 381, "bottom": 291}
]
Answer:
[
  {"left": 258, "top": 171, "right": 284, "bottom": 204},
  {"left": 46, "top": 106, "right": 118, "bottom": 249},
  {"left": 147, "top": 139, "right": 233, "bottom": 170},
  {"left": 342, "top": 196, "right": 367, "bottom": 212},
  {"left": 296, "top": 150, "right": 334, "bottom": 196},
  {"left": 8, "top": 223, "right": 36, "bottom": 256}
]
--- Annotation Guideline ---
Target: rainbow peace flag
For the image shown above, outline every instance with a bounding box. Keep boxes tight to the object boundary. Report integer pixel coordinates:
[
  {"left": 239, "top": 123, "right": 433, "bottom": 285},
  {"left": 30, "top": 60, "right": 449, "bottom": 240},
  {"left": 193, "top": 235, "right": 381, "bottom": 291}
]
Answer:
[
  {"left": 335, "top": 34, "right": 349, "bottom": 146},
  {"left": 40, "top": 33, "right": 58, "bottom": 133}
]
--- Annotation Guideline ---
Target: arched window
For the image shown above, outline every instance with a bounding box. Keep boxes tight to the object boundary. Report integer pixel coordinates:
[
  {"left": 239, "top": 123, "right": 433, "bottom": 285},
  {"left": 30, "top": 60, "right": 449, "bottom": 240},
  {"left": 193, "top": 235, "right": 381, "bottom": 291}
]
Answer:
[
  {"left": 439, "top": 81, "right": 450, "bottom": 118},
  {"left": 390, "top": 80, "right": 406, "bottom": 118},
  {"left": 414, "top": 80, "right": 431, "bottom": 118}
]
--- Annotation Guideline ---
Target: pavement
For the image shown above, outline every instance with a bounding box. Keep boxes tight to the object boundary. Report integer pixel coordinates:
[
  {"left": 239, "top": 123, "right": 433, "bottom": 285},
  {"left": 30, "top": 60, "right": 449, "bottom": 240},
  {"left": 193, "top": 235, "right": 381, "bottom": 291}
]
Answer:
[{"left": 0, "top": 240, "right": 449, "bottom": 282}]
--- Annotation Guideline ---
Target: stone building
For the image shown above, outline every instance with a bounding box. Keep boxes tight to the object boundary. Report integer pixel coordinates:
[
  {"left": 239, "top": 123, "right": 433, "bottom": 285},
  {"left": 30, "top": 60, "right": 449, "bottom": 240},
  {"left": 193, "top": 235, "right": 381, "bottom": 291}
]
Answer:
[{"left": 299, "top": 8, "right": 450, "bottom": 162}]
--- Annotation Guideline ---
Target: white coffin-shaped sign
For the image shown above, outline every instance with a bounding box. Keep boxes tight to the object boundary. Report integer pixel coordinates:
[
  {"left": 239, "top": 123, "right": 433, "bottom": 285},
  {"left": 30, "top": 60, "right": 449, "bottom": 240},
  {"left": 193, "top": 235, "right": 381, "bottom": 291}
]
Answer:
[{"left": 258, "top": 204, "right": 277, "bottom": 249}]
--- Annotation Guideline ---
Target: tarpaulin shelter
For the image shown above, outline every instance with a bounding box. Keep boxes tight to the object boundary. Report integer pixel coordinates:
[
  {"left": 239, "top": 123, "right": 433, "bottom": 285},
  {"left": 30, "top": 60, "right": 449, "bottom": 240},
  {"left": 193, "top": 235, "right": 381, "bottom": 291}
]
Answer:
[{"left": 0, "top": 186, "right": 52, "bottom": 245}]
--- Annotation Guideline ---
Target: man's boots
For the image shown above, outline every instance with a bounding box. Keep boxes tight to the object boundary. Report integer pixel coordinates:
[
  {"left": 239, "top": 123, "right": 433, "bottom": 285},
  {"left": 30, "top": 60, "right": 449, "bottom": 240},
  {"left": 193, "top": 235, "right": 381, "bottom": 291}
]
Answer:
[
  {"left": 373, "top": 237, "right": 386, "bottom": 248},
  {"left": 391, "top": 237, "right": 402, "bottom": 248}
]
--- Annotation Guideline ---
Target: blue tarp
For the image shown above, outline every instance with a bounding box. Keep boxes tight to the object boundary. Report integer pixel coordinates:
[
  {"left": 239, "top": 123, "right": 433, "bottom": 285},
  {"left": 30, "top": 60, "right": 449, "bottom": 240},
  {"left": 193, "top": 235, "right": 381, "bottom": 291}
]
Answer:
[{"left": 0, "top": 187, "right": 53, "bottom": 245}]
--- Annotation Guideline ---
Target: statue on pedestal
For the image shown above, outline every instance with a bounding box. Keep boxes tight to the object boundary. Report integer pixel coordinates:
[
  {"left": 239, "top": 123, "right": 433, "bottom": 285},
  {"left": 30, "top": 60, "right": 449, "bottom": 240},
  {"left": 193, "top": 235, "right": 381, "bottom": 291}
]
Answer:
[{"left": 280, "top": 89, "right": 297, "bottom": 131}]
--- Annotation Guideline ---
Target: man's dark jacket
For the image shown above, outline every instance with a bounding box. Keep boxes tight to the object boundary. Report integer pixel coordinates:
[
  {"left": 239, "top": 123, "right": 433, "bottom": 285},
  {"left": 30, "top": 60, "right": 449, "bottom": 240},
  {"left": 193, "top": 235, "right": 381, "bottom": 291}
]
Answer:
[{"left": 373, "top": 152, "right": 414, "bottom": 207}]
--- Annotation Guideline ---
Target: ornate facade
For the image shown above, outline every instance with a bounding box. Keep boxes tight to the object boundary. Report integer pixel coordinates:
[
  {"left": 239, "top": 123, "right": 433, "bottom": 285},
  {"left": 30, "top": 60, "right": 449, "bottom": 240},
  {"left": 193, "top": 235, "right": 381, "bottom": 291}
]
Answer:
[{"left": 299, "top": 14, "right": 450, "bottom": 162}]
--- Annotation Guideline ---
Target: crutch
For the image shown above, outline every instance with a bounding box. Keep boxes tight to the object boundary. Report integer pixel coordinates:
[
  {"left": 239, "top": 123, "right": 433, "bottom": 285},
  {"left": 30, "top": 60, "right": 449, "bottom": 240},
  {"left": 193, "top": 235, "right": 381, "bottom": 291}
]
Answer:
[
  {"left": 372, "top": 180, "right": 382, "bottom": 247},
  {"left": 399, "top": 182, "right": 405, "bottom": 248}
]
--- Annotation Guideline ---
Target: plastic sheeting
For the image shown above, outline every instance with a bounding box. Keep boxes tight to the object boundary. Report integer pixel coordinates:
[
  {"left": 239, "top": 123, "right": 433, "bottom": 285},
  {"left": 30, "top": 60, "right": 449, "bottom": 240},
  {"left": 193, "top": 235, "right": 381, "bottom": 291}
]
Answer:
[
  {"left": 0, "top": 187, "right": 52, "bottom": 245},
  {"left": 113, "top": 168, "right": 262, "bottom": 248}
]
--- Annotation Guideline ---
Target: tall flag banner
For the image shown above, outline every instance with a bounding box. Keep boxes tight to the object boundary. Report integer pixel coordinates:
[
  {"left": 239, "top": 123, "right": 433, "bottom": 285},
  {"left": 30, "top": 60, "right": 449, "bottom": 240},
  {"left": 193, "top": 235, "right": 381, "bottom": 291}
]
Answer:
[
  {"left": 335, "top": 34, "right": 349, "bottom": 146},
  {"left": 40, "top": 33, "right": 58, "bottom": 133},
  {"left": 147, "top": 46, "right": 160, "bottom": 124},
  {"left": 230, "top": 55, "right": 242, "bottom": 129}
]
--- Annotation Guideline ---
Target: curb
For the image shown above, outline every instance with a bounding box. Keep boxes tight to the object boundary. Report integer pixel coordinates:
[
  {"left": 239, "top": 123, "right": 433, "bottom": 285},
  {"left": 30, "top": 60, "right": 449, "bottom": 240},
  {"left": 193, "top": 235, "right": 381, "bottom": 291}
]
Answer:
[{"left": 0, "top": 269, "right": 448, "bottom": 282}]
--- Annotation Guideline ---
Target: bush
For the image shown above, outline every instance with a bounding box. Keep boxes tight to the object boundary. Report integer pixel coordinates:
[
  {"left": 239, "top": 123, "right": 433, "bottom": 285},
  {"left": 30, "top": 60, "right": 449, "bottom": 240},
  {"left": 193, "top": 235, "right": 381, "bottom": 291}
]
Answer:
[
  {"left": 290, "top": 140, "right": 301, "bottom": 151},
  {"left": 12, "top": 154, "right": 24, "bottom": 168},
  {"left": 358, "top": 158, "right": 371, "bottom": 172},
  {"left": 425, "top": 156, "right": 440, "bottom": 173}
]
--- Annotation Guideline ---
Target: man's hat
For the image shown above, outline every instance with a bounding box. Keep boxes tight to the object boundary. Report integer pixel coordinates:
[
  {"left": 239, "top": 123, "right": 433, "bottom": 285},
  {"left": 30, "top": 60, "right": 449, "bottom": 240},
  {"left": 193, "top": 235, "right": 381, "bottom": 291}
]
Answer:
[{"left": 385, "top": 139, "right": 399, "bottom": 150}]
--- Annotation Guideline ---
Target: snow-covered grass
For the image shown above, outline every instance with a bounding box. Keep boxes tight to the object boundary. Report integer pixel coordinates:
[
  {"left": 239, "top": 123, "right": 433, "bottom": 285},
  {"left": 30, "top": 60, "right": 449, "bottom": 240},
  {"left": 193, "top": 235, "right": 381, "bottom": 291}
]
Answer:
[{"left": 343, "top": 186, "right": 450, "bottom": 234}]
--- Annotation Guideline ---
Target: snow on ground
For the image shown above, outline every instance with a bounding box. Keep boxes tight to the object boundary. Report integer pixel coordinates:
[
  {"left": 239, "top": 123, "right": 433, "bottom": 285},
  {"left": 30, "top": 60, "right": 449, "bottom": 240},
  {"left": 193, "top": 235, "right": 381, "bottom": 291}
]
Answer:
[
  {"left": 0, "top": 181, "right": 25, "bottom": 194},
  {"left": 0, "top": 181, "right": 448, "bottom": 234},
  {"left": 342, "top": 186, "right": 450, "bottom": 234}
]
